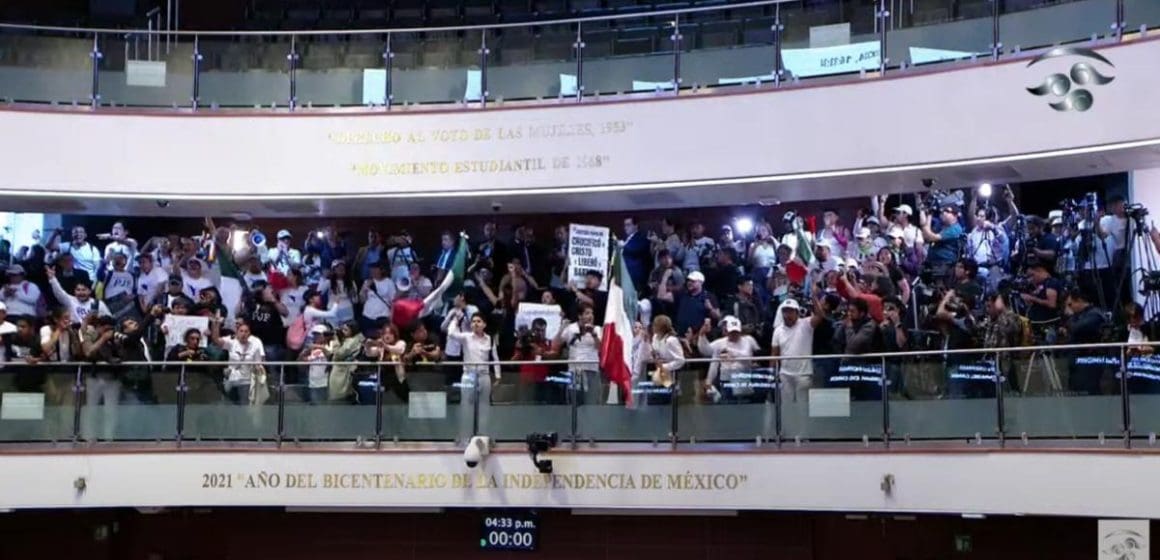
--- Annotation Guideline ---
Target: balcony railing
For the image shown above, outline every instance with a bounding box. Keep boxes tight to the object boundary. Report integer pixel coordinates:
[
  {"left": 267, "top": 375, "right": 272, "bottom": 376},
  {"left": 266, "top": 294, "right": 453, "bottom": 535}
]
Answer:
[
  {"left": 0, "top": 0, "right": 1155, "bottom": 110},
  {"left": 2, "top": 341, "right": 1159, "bottom": 449}
]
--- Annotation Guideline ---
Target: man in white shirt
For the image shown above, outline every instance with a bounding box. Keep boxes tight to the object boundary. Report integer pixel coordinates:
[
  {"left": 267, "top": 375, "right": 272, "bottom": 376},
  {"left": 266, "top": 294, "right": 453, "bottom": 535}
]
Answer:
[
  {"left": 63, "top": 226, "right": 102, "bottom": 280},
  {"left": 386, "top": 232, "right": 419, "bottom": 283},
  {"left": 771, "top": 299, "right": 823, "bottom": 403},
  {"left": 47, "top": 266, "right": 110, "bottom": 326},
  {"left": 135, "top": 254, "right": 169, "bottom": 313},
  {"left": 3, "top": 265, "right": 40, "bottom": 319},
  {"left": 210, "top": 319, "right": 266, "bottom": 404},
  {"left": 1099, "top": 195, "right": 1129, "bottom": 254},
  {"left": 359, "top": 261, "right": 395, "bottom": 333},
  {"left": 181, "top": 258, "right": 214, "bottom": 299},
  {"left": 697, "top": 316, "right": 761, "bottom": 402},
  {"left": 265, "top": 230, "right": 303, "bottom": 276},
  {"left": 441, "top": 292, "right": 478, "bottom": 364},
  {"left": 241, "top": 256, "right": 269, "bottom": 289},
  {"left": 556, "top": 304, "right": 602, "bottom": 405},
  {"left": 98, "top": 221, "right": 138, "bottom": 272}
]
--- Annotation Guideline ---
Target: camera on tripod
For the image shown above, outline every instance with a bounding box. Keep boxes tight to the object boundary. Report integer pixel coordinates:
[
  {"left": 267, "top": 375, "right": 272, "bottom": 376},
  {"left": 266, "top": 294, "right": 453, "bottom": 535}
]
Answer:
[
  {"left": 1060, "top": 192, "right": 1100, "bottom": 221},
  {"left": 1142, "top": 271, "right": 1160, "bottom": 294}
]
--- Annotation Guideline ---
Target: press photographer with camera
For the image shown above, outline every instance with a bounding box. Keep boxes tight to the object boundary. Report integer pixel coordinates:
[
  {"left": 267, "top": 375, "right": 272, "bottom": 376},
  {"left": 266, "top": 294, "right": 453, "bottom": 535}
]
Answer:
[
  {"left": 918, "top": 202, "right": 964, "bottom": 274},
  {"left": 1021, "top": 260, "right": 1063, "bottom": 342},
  {"left": 1061, "top": 289, "right": 1110, "bottom": 395},
  {"left": 933, "top": 288, "right": 987, "bottom": 398}
]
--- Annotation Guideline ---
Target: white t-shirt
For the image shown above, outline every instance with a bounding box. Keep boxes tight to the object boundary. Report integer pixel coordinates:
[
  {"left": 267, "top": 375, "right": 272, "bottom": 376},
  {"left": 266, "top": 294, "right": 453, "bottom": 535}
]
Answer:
[
  {"left": 750, "top": 242, "right": 778, "bottom": 269},
  {"left": 265, "top": 246, "right": 302, "bottom": 275},
  {"left": 441, "top": 304, "right": 478, "bottom": 358},
  {"left": 136, "top": 267, "right": 169, "bottom": 304},
  {"left": 181, "top": 272, "right": 214, "bottom": 300},
  {"left": 103, "top": 241, "right": 135, "bottom": 267},
  {"left": 3, "top": 280, "right": 41, "bottom": 317},
  {"left": 64, "top": 242, "right": 101, "bottom": 278},
  {"left": 561, "top": 322, "right": 601, "bottom": 368},
  {"left": 280, "top": 286, "right": 309, "bottom": 328},
  {"left": 699, "top": 335, "right": 761, "bottom": 384},
  {"left": 39, "top": 325, "right": 74, "bottom": 361},
  {"left": 1100, "top": 214, "right": 1128, "bottom": 252},
  {"left": 103, "top": 269, "right": 135, "bottom": 300},
  {"left": 242, "top": 271, "right": 268, "bottom": 290},
  {"left": 772, "top": 320, "right": 814, "bottom": 377},
  {"left": 223, "top": 335, "right": 265, "bottom": 384},
  {"left": 361, "top": 278, "right": 395, "bottom": 320},
  {"left": 305, "top": 342, "right": 334, "bottom": 389}
]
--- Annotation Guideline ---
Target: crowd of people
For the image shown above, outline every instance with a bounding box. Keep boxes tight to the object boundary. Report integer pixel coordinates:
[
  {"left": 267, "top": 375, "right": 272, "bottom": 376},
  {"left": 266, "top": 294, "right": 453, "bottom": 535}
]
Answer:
[{"left": 1, "top": 186, "right": 1159, "bottom": 440}]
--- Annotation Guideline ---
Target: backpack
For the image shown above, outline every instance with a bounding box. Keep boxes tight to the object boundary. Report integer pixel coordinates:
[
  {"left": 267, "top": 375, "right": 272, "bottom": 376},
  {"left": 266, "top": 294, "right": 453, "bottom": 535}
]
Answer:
[{"left": 286, "top": 314, "right": 308, "bottom": 351}]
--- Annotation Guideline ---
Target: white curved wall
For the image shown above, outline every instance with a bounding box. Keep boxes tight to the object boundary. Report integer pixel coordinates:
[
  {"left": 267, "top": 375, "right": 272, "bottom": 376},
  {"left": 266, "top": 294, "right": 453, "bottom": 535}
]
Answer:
[{"left": 0, "top": 37, "right": 1157, "bottom": 199}]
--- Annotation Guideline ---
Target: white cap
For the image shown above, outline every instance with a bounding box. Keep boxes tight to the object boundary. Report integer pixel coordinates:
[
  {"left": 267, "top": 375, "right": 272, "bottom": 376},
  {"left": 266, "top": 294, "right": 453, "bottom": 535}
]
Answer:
[
  {"left": 1048, "top": 210, "right": 1064, "bottom": 220},
  {"left": 309, "top": 324, "right": 331, "bottom": 335},
  {"left": 781, "top": 299, "right": 802, "bottom": 312},
  {"left": 686, "top": 270, "right": 706, "bottom": 283},
  {"left": 894, "top": 204, "right": 914, "bottom": 216},
  {"left": 846, "top": 257, "right": 861, "bottom": 268},
  {"left": 0, "top": 301, "right": 6, "bottom": 312},
  {"left": 721, "top": 316, "right": 742, "bottom": 333},
  {"left": 855, "top": 227, "right": 871, "bottom": 239},
  {"left": 887, "top": 227, "right": 905, "bottom": 239},
  {"left": 5, "top": 264, "right": 25, "bottom": 275},
  {"left": 276, "top": 229, "right": 292, "bottom": 239}
]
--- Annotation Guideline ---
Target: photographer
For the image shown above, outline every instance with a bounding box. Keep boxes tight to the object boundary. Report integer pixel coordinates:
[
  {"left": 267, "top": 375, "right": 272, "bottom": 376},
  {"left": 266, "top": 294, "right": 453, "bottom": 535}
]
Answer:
[
  {"left": 1062, "top": 289, "right": 1109, "bottom": 395},
  {"left": 1021, "top": 260, "right": 1063, "bottom": 341},
  {"left": 880, "top": 296, "right": 909, "bottom": 396},
  {"left": 918, "top": 203, "right": 964, "bottom": 275},
  {"left": 512, "top": 317, "right": 556, "bottom": 404},
  {"left": 933, "top": 289, "right": 986, "bottom": 398},
  {"left": 80, "top": 315, "right": 124, "bottom": 441},
  {"left": 981, "top": 292, "right": 1023, "bottom": 392},
  {"left": 1024, "top": 217, "right": 1060, "bottom": 272}
]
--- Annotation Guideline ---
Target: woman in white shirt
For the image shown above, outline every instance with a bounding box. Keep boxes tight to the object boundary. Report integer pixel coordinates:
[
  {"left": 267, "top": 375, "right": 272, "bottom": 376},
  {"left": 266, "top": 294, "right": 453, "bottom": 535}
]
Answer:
[
  {"left": 648, "top": 314, "right": 685, "bottom": 405},
  {"left": 697, "top": 316, "right": 762, "bottom": 403},
  {"left": 447, "top": 310, "right": 500, "bottom": 444},
  {"left": 555, "top": 304, "right": 602, "bottom": 405},
  {"left": 210, "top": 318, "right": 266, "bottom": 404},
  {"left": 319, "top": 260, "right": 357, "bottom": 326}
]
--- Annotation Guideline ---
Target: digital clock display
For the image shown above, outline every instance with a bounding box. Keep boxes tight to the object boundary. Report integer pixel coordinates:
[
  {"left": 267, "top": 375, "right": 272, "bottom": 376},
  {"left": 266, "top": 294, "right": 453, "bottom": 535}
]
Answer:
[{"left": 480, "top": 512, "right": 538, "bottom": 551}]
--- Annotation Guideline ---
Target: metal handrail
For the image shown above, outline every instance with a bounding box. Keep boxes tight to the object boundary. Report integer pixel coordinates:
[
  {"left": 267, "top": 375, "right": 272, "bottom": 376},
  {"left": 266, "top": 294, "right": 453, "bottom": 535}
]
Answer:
[
  {"left": 6, "top": 341, "right": 1155, "bottom": 369},
  {"left": 0, "top": 0, "right": 794, "bottom": 37}
]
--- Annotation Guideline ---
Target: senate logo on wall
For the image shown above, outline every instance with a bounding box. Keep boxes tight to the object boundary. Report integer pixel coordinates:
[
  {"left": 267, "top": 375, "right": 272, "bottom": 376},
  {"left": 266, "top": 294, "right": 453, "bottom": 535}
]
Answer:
[{"left": 1026, "top": 46, "right": 1115, "bottom": 112}]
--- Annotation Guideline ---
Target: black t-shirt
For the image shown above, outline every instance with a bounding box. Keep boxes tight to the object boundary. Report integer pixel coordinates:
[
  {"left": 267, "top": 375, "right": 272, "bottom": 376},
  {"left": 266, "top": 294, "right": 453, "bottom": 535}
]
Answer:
[
  {"left": 569, "top": 289, "right": 608, "bottom": 324},
  {"left": 1033, "top": 232, "right": 1061, "bottom": 270},
  {"left": 812, "top": 316, "right": 837, "bottom": 356},
  {"left": 1027, "top": 277, "right": 1063, "bottom": 324},
  {"left": 247, "top": 302, "right": 285, "bottom": 346}
]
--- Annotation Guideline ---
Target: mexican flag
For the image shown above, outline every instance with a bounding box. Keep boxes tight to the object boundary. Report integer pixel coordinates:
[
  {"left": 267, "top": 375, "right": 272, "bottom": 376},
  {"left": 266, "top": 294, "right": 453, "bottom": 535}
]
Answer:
[{"left": 600, "top": 243, "right": 636, "bottom": 406}]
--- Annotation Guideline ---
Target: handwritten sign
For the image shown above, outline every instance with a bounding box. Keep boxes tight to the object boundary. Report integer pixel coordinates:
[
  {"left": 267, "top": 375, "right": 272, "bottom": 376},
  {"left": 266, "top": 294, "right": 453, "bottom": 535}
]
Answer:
[
  {"left": 515, "top": 303, "right": 563, "bottom": 337},
  {"left": 163, "top": 315, "right": 209, "bottom": 349},
  {"left": 567, "top": 223, "right": 610, "bottom": 291}
]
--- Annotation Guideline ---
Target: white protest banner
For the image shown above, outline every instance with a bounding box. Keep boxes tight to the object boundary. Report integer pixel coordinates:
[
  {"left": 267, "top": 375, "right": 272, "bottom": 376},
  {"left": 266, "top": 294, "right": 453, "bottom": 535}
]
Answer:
[
  {"left": 163, "top": 315, "right": 209, "bottom": 349},
  {"left": 515, "top": 303, "right": 562, "bottom": 336},
  {"left": 567, "top": 223, "right": 610, "bottom": 291},
  {"left": 782, "top": 40, "right": 880, "bottom": 78}
]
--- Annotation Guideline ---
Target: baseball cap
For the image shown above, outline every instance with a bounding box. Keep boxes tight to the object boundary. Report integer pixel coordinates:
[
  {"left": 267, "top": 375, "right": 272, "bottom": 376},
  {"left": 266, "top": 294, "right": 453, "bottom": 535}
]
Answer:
[
  {"left": 781, "top": 299, "right": 802, "bottom": 312},
  {"left": 330, "top": 259, "right": 346, "bottom": 269},
  {"left": 185, "top": 257, "right": 204, "bottom": 269},
  {"left": 894, "top": 204, "right": 914, "bottom": 216},
  {"left": 276, "top": 229, "right": 292, "bottom": 239},
  {"left": 721, "top": 316, "right": 742, "bottom": 333},
  {"left": 168, "top": 274, "right": 183, "bottom": 284},
  {"left": 866, "top": 216, "right": 880, "bottom": 226},
  {"left": 0, "top": 301, "right": 6, "bottom": 312},
  {"left": 855, "top": 227, "right": 871, "bottom": 239},
  {"left": 687, "top": 270, "right": 706, "bottom": 283},
  {"left": 310, "top": 324, "right": 331, "bottom": 335},
  {"left": 6, "top": 264, "right": 25, "bottom": 276},
  {"left": 887, "top": 227, "right": 905, "bottom": 239}
]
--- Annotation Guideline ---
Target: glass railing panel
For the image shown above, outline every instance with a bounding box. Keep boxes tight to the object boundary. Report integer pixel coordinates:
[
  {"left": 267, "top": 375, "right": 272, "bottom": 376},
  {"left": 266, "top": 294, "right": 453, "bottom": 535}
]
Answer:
[
  {"left": 489, "top": 22, "right": 578, "bottom": 103},
  {"left": 583, "top": 13, "right": 678, "bottom": 97},
  {"left": 182, "top": 361, "right": 279, "bottom": 441},
  {"left": 0, "top": 363, "right": 78, "bottom": 442},
  {"left": 82, "top": 366, "right": 177, "bottom": 442},
  {"left": 782, "top": 354, "right": 884, "bottom": 443},
  {"left": 474, "top": 362, "right": 572, "bottom": 443},
  {"left": 0, "top": 29, "right": 95, "bottom": 105},
  {"left": 889, "top": 349, "right": 1000, "bottom": 443},
  {"left": 1124, "top": 0, "right": 1160, "bottom": 36},
  {"left": 573, "top": 368, "right": 671, "bottom": 443},
  {"left": 1126, "top": 344, "right": 1160, "bottom": 443},
  {"left": 197, "top": 36, "right": 291, "bottom": 109},
  {"left": 890, "top": 0, "right": 992, "bottom": 71},
  {"left": 295, "top": 35, "right": 376, "bottom": 108},
  {"left": 1004, "top": 345, "right": 1122, "bottom": 440},
  {"left": 682, "top": 4, "right": 778, "bottom": 92},
  {"left": 779, "top": 0, "right": 880, "bottom": 84},
  {"left": 381, "top": 367, "right": 464, "bottom": 443},
  {"left": 282, "top": 361, "right": 377, "bottom": 441},
  {"left": 676, "top": 367, "right": 776, "bottom": 443},
  {"left": 96, "top": 31, "right": 195, "bottom": 108},
  {"left": 999, "top": 0, "right": 1117, "bottom": 54},
  {"left": 392, "top": 29, "right": 484, "bottom": 106}
]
